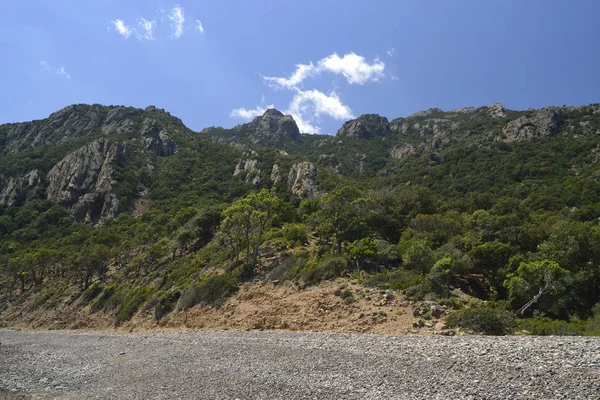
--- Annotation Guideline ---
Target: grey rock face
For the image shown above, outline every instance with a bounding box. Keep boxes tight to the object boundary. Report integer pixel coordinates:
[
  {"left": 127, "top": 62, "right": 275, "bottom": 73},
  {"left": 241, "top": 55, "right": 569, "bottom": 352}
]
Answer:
[
  {"left": 317, "top": 154, "right": 346, "bottom": 174},
  {"left": 1, "top": 104, "right": 182, "bottom": 156},
  {"left": 501, "top": 109, "right": 563, "bottom": 141},
  {"left": 233, "top": 150, "right": 261, "bottom": 187},
  {"left": 0, "top": 170, "right": 40, "bottom": 207},
  {"left": 250, "top": 109, "right": 301, "bottom": 141},
  {"left": 270, "top": 164, "right": 281, "bottom": 186},
  {"left": 488, "top": 102, "right": 507, "bottom": 118},
  {"left": 140, "top": 118, "right": 177, "bottom": 157},
  {"left": 46, "top": 138, "right": 122, "bottom": 224},
  {"left": 288, "top": 162, "right": 319, "bottom": 199},
  {"left": 336, "top": 114, "right": 391, "bottom": 139},
  {"left": 2, "top": 105, "right": 104, "bottom": 155},
  {"left": 390, "top": 145, "right": 417, "bottom": 159}
]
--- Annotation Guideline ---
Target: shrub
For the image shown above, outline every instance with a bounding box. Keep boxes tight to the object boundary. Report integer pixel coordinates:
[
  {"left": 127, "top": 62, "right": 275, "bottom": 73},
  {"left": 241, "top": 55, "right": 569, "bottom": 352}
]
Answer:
[
  {"left": 364, "top": 268, "right": 425, "bottom": 291},
  {"left": 281, "top": 223, "right": 308, "bottom": 245},
  {"left": 154, "top": 290, "right": 181, "bottom": 321},
  {"left": 80, "top": 282, "right": 103, "bottom": 304},
  {"left": 116, "top": 286, "right": 154, "bottom": 325},
  {"left": 300, "top": 257, "right": 348, "bottom": 286},
  {"left": 179, "top": 273, "right": 238, "bottom": 310},
  {"left": 91, "top": 283, "right": 120, "bottom": 313},
  {"left": 517, "top": 316, "right": 586, "bottom": 336},
  {"left": 446, "top": 302, "right": 516, "bottom": 335}
]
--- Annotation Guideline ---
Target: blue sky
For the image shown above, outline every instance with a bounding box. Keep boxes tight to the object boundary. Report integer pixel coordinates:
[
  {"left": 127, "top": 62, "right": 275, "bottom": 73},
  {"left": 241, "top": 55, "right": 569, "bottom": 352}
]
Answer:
[{"left": 1, "top": 0, "right": 599, "bottom": 134}]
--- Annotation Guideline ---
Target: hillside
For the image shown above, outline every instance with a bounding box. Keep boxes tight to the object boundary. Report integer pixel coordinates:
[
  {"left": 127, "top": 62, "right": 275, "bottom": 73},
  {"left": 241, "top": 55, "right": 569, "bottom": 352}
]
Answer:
[{"left": 1, "top": 102, "right": 600, "bottom": 335}]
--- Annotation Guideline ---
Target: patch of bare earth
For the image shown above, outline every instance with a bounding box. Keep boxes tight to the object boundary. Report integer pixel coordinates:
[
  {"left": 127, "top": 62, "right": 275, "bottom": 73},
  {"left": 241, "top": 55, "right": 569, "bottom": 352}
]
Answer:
[{"left": 1, "top": 280, "right": 456, "bottom": 335}]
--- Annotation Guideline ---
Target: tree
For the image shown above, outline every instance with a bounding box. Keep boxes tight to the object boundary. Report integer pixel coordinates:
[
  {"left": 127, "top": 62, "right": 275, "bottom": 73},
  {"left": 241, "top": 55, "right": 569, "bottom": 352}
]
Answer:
[
  {"left": 504, "top": 260, "right": 570, "bottom": 315},
  {"left": 318, "top": 186, "right": 369, "bottom": 254},
  {"left": 219, "top": 189, "right": 281, "bottom": 269},
  {"left": 348, "top": 237, "right": 377, "bottom": 273}
]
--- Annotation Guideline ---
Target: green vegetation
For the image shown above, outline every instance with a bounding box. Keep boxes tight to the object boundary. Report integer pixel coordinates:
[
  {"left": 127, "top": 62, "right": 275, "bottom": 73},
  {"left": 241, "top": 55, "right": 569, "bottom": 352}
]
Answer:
[{"left": 1, "top": 103, "right": 600, "bottom": 333}]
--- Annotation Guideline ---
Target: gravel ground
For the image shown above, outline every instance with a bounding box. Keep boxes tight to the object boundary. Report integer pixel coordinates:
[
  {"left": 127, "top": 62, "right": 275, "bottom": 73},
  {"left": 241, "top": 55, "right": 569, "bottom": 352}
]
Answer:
[{"left": 0, "top": 329, "right": 599, "bottom": 399}]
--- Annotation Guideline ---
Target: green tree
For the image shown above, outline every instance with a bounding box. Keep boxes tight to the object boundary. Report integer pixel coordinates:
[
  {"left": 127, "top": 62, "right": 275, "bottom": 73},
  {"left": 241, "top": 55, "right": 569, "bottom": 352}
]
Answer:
[
  {"left": 504, "top": 260, "right": 570, "bottom": 315},
  {"left": 219, "top": 189, "right": 281, "bottom": 269}
]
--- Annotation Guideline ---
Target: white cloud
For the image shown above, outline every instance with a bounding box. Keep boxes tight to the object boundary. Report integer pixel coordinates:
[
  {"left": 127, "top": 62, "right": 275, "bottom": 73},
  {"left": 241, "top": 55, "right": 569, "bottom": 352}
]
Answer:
[
  {"left": 319, "top": 53, "right": 385, "bottom": 85},
  {"left": 264, "top": 62, "right": 316, "bottom": 89},
  {"left": 113, "top": 19, "right": 132, "bottom": 38},
  {"left": 57, "top": 67, "right": 71, "bottom": 79},
  {"left": 40, "top": 61, "right": 50, "bottom": 70},
  {"left": 230, "top": 104, "right": 274, "bottom": 120},
  {"left": 169, "top": 6, "right": 185, "bottom": 38},
  {"left": 196, "top": 20, "right": 204, "bottom": 34},
  {"left": 264, "top": 52, "right": 385, "bottom": 89},
  {"left": 232, "top": 51, "right": 386, "bottom": 133},
  {"left": 386, "top": 48, "right": 395, "bottom": 57},
  {"left": 285, "top": 89, "right": 354, "bottom": 134},
  {"left": 136, "top": 18, "right": 155, "bottom": 41}
]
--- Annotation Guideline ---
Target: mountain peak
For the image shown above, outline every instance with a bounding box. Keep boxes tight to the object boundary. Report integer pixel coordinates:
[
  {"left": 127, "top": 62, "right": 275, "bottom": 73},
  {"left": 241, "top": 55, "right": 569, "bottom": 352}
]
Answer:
[{"left": 250, "top": 108, "right": 300, "bottom": 141}]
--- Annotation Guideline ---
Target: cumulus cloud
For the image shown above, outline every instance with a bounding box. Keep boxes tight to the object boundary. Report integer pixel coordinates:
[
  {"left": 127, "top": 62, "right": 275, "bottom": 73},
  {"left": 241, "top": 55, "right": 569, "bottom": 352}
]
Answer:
[
  {"left": 285, "top": 89, "right": 354, "bottom": 134},
  {"left": 319, "top": 53, "right": 385, "bottom": 85},
  {"left": 264, "top": 52, "right": 385, "bottom": 89},
  {"left": 169, "top": 6, "right": 185, "bottom": 38},
  {"left": 136, "top": 18, "right": 155, "bottom": 41},
  {"left": 57, "top": 67, "right": 71, "bottom": 79},
  {"left": 113, "top": 19, "right": 132, "bottom": 38},
  {"left": 230, "top": 104, "right": 274, "bottom": 120},
  {"left": 232, "top": 51, "right": 386, "bottom": 133},
  {"left": 264, "top": 63, "right": 316, "bottom": 89},
  {"left": 196, "top": 20, "right": 205, "bottom": 34},
  {"left": 386, "top": 48, "right": 395, "bottom": 57}
]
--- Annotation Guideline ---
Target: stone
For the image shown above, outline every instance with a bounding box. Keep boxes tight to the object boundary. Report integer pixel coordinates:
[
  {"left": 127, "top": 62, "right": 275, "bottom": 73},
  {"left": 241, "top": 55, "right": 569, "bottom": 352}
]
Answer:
[
  {"left": 250, "top": 109, "right": 301, "bottom": 140},
  {"left": 0, "top": 170, "right": 40, "bottom": 207},
  {"left": 488, "top": 102, "right": 507, "bottom": 118},
  {"left": 288, "top": 162, "right": 319, "bottom": 199},
  {"left": 501, "top": 109, "right": 562, "bottom": 141},
  {"left": 390, "top": 145, "right": 417, "bottom": 159},
  {"left": 46, "top": 138, "right": 123, "bottom": 224},
  {"left": 233, "top": 151, "right": 261, "bottom": 187},
  {"left": 336, "top": 114, "right": 391, "bottom": 139}
]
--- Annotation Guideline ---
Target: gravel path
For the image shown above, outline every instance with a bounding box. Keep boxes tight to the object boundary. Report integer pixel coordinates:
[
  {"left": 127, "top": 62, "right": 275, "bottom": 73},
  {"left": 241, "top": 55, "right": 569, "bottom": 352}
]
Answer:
[{"left": 0, "top": 329, "right": 599, "bottom": 399}]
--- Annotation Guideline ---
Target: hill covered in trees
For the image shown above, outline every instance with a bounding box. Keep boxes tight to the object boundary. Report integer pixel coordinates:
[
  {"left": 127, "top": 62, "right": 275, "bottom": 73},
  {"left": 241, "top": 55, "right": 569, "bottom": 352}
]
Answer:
[{"left": 2, "top": 101, "right": 600, "bottom": 335}]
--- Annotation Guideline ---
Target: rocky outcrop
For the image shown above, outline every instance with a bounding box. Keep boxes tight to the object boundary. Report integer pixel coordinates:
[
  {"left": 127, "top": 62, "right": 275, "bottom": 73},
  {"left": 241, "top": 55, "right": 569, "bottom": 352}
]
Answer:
[
  {"left": 390, "top": 145, "right": 417, "bottom": 159},
  {"left": 487, "top": 102, "right": 507, "bottom": 118},
  {"left": 336, "top": 114, "right": 390, "bottom": 139},
  {"left": 1, "top": 104, "right": 183, "bottom": 156},
  {"left": 0, "top": 170, "right": 40, "bottom": 207},
  {"left": 250, "top": 109, "right": 300, "bottom": 141},
  {"left": 140, "top": 118, "right": 177, "bottom": 156},
  {"left": 408, "top": 108, "right": 443, "bottom": 118},
  {"left": 501, "top": 109, "right": 563, "bottom": 141},
  {"left": 46, "top": 138, "right": 123, "bottom": 224},
  {"left": 317, "top": 154, "right": 346, "bottom": 174},
  {"left": 288, "top": 162, "right": 319, "bottom": 199},
  {"left": 271, "top": 164, "right": 282, "bottom": 186},
  {"left": 233, "top": 150, "right": 261, "bottom": 187}
]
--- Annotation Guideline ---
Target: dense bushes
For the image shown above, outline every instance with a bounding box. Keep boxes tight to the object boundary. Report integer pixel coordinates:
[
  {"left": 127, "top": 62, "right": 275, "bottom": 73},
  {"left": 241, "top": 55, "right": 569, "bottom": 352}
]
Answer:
[
  {"left": 179, "top": 274, "right": 238, "bottom": 310},
  {"left": 446, "top": 302, "right": 516, "bottom": 335}
]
